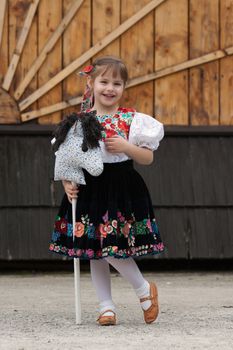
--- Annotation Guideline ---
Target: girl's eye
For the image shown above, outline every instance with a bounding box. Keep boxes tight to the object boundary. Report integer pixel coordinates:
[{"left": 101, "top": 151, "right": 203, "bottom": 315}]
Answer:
[
  {"left": 100, "top": 80, "right": 107, "bottom": 84},
  {"left": 114, "top": 83, "right": 122, "bottom": 86}
]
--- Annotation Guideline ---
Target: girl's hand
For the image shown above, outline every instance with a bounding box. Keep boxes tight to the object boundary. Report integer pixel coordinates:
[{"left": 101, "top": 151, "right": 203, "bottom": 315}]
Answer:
[
  {"left": 62, "top": 180, "right": 79, "bottom": 204},
  {"left": 104, "top": 135, "right": 129, "bottom": 153}
]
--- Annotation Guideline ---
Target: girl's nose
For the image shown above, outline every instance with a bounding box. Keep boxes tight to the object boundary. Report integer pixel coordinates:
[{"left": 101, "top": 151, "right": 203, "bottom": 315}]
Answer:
[{"left": 106, "top": 84, "right": 114, "bottom": 91}]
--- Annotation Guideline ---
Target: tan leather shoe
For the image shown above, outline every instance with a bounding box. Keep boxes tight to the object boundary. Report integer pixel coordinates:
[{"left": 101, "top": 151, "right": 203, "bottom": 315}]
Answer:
[
  {"left": 97, "top": 310, "right": 116, "bottom": 326},
  {"left": 140, "top": 282, "right": 159, "bottom": 324}
]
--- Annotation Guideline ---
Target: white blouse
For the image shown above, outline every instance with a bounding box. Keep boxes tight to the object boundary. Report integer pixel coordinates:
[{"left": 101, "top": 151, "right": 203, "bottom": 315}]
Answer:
[
  {"left": 52, "top": 112, "right": 164, "bottom": 163},
  {"left": 101, "top": 112, "right": 164, "bottom": 163}
]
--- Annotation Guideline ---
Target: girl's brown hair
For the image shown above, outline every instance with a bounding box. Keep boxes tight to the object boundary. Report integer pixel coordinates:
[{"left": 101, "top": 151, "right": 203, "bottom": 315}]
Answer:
[{"left": 90, "top": 56, "right": 128, "bottom": 85}]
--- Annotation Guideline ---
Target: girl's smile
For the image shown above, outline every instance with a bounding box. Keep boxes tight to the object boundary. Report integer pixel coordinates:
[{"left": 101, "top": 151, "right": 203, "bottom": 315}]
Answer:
[{"left": 90, "top": 69, "right": 124, "bottom": 114}]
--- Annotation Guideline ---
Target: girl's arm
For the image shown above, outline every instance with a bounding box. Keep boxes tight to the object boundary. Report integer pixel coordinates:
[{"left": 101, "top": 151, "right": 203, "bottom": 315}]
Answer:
[
  {"left": 104, "top": 135, "right": 153, "bottom": 165},
  {"left": 124, "top": 143, "right": 153, "bottom": 165}
]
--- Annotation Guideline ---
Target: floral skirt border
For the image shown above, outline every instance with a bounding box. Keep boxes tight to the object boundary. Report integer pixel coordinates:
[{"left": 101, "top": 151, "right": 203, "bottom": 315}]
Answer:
[
  {"left": 49, "top": 241, "right": 164, "bottom": 260},
  {"left": 49, "top": 212, "right": 165, "bottom": 260}
]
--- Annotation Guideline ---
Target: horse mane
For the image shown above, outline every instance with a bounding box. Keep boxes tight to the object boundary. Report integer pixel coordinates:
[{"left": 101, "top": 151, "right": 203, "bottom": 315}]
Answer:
[{"left": 52, "top": 111, "right": 103, "bottom": 152}]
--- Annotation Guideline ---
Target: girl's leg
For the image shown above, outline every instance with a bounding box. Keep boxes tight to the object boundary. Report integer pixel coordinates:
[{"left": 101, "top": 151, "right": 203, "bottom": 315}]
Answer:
[
  {"left": 105, "top": 256, "right": 152, "bottom": 310},
  {"left": 90, "top": 259, "right": 115, "bottom": 316}
]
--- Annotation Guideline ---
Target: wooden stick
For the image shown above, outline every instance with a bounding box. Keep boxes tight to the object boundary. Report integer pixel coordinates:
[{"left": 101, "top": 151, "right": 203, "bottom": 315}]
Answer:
[
  {"left": 2, "top": 0, "right": 40, "bottom": 91},
  {"left": 19, "top": 0, "right": 167, "bottom": 111},
  {"left": 71, "top": 190, "right": 81, "bottom": 325},
  {"left": 14, "top": 0, "right": 84, "bottom": 100},
  {"left": 0, "top": 0, "right": 7, "bottom": 51},
  {"left": 21, "top": 46, "right": 233, "bottom": 122}
]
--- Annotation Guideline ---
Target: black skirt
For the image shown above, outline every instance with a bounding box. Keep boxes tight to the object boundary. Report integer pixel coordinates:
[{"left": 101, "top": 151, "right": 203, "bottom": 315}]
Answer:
[{"left": 49, "top": 160, "right": 164, "bottom": 259}]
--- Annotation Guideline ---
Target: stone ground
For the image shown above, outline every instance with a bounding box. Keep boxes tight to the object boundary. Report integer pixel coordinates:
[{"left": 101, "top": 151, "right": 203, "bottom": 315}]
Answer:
[{"left": 0, "top": 271, "right": 232, "bottom": 350}]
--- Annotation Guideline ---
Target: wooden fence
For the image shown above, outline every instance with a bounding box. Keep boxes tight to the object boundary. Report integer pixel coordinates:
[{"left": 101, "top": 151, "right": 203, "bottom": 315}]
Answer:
[
  {"left": 0, "top": 0, "right": 232, "bottom": 125},
  {"left": 0, "top": 125, "right": 232, "bottom": 261}
]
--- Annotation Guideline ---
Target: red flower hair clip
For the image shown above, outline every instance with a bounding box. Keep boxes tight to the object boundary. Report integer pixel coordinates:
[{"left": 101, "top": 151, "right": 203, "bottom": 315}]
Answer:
[{"left": 79, "top": 65, "right": 95, "bottom": 76}]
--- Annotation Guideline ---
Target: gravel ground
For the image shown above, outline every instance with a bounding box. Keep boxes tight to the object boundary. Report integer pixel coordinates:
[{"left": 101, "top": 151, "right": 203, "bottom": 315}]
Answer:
[{"left": 0, "top": 271, "right": 232, "bottom": 350}]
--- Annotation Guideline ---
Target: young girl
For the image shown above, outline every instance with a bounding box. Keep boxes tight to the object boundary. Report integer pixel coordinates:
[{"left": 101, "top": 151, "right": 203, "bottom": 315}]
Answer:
[{"left": 49, "top": 56, "right": 165, "bottom": 326}]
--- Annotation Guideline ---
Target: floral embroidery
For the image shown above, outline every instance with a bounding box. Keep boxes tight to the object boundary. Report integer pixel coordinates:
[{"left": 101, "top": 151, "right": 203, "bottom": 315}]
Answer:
[
  {"left": 52, "top": 231, "right": 60, "bottom": 241},
  {"left": 151, "top": 220, "right": 159, "bottom": 234},
  {"left": 87, "top": 224, "right": 95, "bottom": 239},
  {"left": 99, "top": 222, "right": 113, "bottom": 237},
  {"left": 50, "top": 211, "right": 164, "bottom": 259},
  {"left": 74, "top": 222, "right": 85, "bottom": 237},
  {"left": 118, "top": 107, "right": 135, "bottom": 113},
  {"left": 102, "top": 211, "right": 109, "bottom": 223},
  {"left": 68, "top": 248, "right": 75, "bottom": 256},
  {"left": 81, "top": 214, "right": 89, "bottom": 225},
  {"left": 121, "top": 222, "right": 131, "bottom": 237},
  {"left": 134, "top": 219, "right": 149, "bottom": 235},
  {"left": 50, "top": 241, "right": 164, "bottom": 259},
  {"left": 96, "top": 108, "right": 135, "bottom": 141},
  {"left": 86, "top": 249, "right": 94, "bottom": 258},
  {"left": 146, "top": 219, "right": 152, "bottom": 232},
  {"left": 67, "top": 223, "right": 73, "bottom": 237},
  {"left": 117, "top": 211, "right": 125, "bottom": 223},
  {"left": 128, "top": 234, "right": 135, "bottom": 247},
  {"left": 112, "top": 220, "right": 117, "bottom": 228},
  {"left": 55, "top": 217, "right": 68, "bottom": 234}
]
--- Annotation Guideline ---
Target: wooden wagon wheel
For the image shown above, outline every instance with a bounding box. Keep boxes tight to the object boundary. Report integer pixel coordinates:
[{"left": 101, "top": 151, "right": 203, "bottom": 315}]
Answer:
[{"left": 0, "top": 0, "right": 233, "bottom": 124}]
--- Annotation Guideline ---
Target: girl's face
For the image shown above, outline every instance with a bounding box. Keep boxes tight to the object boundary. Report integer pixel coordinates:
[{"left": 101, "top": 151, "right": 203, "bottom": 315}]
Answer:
[{"left": 90, "top": 68, "right": 125, "bottom": 110}]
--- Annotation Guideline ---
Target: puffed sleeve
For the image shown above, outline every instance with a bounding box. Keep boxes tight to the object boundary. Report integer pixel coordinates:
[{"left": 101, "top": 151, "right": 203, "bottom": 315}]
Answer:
[{"left": 128, "top": 112, "right": 164, "bottom": 151}]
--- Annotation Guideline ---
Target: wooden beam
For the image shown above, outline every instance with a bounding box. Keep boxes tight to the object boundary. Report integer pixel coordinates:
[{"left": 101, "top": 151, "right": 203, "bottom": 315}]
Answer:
[
  {"left": 21, "top": 46, "right": 233, "bottom": 122},
  {"left": 14, "top": 0, "right": 84, "bottom": 101},
  {"left": 0, "top": 0, "right": 7, "bottom": 51},
  {"left": 21, "top": 96, "right": 82, "bottom": 122},
  {"left": 18, "top": 0, "right": 167, "bottom": 111},
  {"left": 127, "top": 49, "right": 226, "bottom": 89},
  {"left": 2, "top": 0, "right": 40, "bottom": 91},
  {"left": 226, "top": 46, "right": 233, "bottom": 55}
]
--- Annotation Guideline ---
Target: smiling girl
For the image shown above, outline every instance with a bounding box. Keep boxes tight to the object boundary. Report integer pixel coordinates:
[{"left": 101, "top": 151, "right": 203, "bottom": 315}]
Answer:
[{"left": 49, "top": 56, "right": 165, "bottom": 326}]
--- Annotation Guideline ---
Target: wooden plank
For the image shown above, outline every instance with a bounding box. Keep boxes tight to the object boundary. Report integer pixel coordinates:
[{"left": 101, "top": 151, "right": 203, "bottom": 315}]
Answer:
[
  {"left": 121, "top": 0, "right": 153, "bottom": 115},
  {"left": 38, "top": 0, "right": 62, "bottom": 124},
  {"left": 220, "top": 0, "right": 233, "bottom": 125},
  {"left": 0, "top": 208, "right": 60, "bottom": 260},
  {"left": 154, "top": 208, "right": 190, "bottom": 258},
  {"left": 136, "top": 136, "right": 233, "bottom": 206},
  {"left": 128, "top": 50, "right": 226, "bottom": 87},
  {"left": 0, "top": 0, "right": 8, "bottom": 85},
  {"left": 0, "top": 88, "right": 20, "bottom": 123},
  {"left": 155, "top": 0, "right": 188, "bottom": 125},
  {"left": 0, "top": 0, "right": 7, "bottom": 51},
  {"left": 0, "top": 135, "right": 53, "bottom": 206},
  {"left": 92, "top": 0, "right": 120, "bottom": 59},
  {"left": 21, "top": 97, "right": 82, "bottom": 122},
  {"left": 18, "top": 0, "right": 167, "bottom": 112},
  {"left": 8, "top": 0, "right": 38, "bottom": 122},
  {"left": 14, "top": 0, "right": 84, "bottom": 101},
  {"left": 189, "top": 208, "right": 233, "bottom": 258},
  {"left": 189, "top": 0, "right": 219, "bottom": 125},
  {"left": 62, "top": 0, "right": 90, "bottom": 117},
  {"left": 226, "top": 46, "right": 233, "bottom": 55},
  {"left": 157, "top": 207, "right": 233, "bottom": 259},
  {"left": 21, "top": 48, "right": 231, "bottom": 122},
  {"left": 2, "top": 0, "right": 39, "bottom": 91}
]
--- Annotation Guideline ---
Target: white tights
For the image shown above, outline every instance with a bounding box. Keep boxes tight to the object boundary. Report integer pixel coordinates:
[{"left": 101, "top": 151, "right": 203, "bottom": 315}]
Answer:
[{"left": 90, "top": 257, "right": 151, "bottom": 315}]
